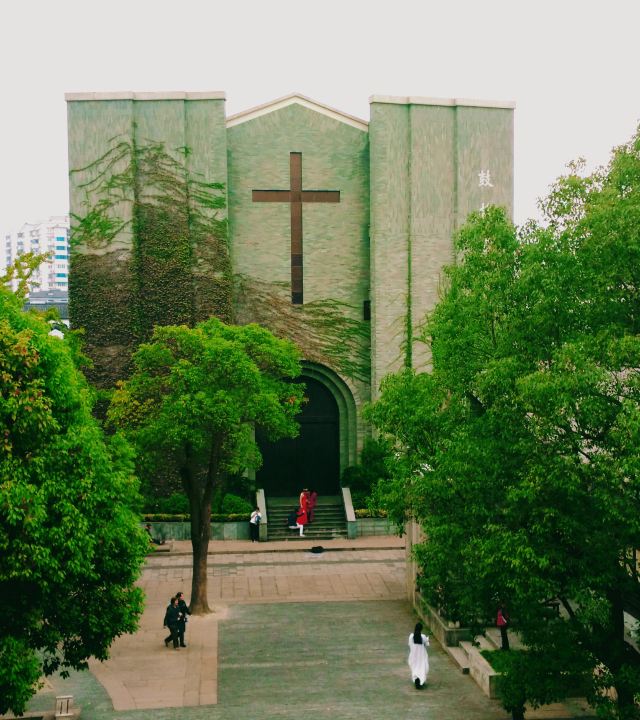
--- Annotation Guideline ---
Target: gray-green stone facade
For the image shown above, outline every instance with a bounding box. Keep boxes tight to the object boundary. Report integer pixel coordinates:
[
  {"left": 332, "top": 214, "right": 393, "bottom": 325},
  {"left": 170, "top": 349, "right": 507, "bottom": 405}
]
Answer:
[{"left": 66, "top": 92, "right": 514, "bottom": 493}]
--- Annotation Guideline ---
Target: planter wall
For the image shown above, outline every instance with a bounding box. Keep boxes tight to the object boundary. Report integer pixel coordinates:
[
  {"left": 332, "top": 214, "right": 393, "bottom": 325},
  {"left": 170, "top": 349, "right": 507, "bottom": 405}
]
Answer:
[
  {"left": 355, "top": 517, "right": 394, "bottom": 536},
  {"left": 417, "top": 596, "right": 473, "bottom": 647},
  {"left": 146, "top": 518, "right": 393, "bottom": 542},
  {"left": 146, "top": 521, "right": 250, "bottom": 542},
  {"left": 465, "top": 643, "right": 501, "bottom": 698}
]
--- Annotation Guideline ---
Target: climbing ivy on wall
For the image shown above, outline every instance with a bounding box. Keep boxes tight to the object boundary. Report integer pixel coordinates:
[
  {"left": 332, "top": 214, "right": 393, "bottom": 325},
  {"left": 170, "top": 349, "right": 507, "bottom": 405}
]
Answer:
[
  {"left": 69, "top": 136, "right": 232, "bottom": 389},
  {"left": 234, "top": 275, "right": 370, "bottom": 385},
  {"left": 70, "top": 136, "right": 367, "bottom": 394}
]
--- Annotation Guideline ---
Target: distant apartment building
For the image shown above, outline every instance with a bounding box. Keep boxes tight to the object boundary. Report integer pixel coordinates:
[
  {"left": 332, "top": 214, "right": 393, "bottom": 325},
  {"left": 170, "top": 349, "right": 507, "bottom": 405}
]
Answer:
[{"left": 2, "top": 215, "right": 70, "bottom": 293}]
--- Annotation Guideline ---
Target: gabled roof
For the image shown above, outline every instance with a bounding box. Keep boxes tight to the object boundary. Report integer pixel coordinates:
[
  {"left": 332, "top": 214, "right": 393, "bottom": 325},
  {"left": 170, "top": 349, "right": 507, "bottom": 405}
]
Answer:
[{"left": 226, "top": 93, "right": 368, "bottom": 132}]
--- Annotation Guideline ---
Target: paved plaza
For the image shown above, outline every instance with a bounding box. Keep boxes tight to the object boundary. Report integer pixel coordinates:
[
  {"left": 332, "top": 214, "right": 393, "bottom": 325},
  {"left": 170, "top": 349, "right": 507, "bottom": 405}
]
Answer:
[{"left": 21, "top": 537, "right": 594, "bottom": 720}]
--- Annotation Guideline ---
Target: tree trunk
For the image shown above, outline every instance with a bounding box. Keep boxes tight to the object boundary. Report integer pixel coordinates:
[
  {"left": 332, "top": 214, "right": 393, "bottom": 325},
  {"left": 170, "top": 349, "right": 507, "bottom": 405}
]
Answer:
[
  {"left": 606, "top": 586, "right": 639, "bottom": 719},
  {"left": 189, "top": 489, "right": 212, "bottom": 614},
  {"left": 184, "top": 437, "right": 222, "bottom": 615}
]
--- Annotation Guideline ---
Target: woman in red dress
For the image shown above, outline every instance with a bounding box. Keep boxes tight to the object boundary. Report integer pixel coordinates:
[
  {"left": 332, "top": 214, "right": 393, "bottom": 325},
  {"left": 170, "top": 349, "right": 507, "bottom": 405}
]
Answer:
[{"left": 307, "top": 490, "right": 318, "bottom": 523}]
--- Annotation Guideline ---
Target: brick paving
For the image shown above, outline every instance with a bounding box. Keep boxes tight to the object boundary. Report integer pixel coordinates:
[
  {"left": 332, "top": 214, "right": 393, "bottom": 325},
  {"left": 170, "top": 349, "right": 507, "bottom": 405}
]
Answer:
[{"left": 19, "top": 536, "right": 594, "bottom": 719}]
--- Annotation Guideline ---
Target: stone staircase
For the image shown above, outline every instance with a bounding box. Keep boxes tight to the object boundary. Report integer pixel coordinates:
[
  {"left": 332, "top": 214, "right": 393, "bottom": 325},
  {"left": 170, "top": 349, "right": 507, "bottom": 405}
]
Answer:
[
  {"left": 266, "top": 495, "right": 347, "bottom": 541},
  {"left": 441, "top": 624, "right": 526, "bottom": 699}
]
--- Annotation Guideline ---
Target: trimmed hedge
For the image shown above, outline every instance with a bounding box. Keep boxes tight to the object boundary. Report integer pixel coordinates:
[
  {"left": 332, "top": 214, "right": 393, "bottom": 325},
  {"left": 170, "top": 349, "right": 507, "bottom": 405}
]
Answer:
[
  {"left": 143, "top": 513, "right": 250, "bottom": 523},
  {"left": 354, "top": 509, "right": 388, "bottom": 518}
]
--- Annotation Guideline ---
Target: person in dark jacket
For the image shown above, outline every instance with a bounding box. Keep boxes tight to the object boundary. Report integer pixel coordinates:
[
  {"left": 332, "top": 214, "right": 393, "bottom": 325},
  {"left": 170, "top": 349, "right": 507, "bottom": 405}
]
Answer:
[
  {"left": 176, "top": 591, "right": 191, "bottom": 648},
  {"left": 287, "top": 508, "right": 298, "bottom": 528},
  {"left": 163, "top": 596, "right": 181, "bottom": 649},
  {"left": 144, "top": 523, "right": 165, "bottom": 545}
]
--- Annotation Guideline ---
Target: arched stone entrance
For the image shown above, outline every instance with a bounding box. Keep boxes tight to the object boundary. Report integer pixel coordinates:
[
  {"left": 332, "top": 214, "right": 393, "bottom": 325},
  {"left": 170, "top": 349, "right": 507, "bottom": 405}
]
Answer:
[{"left": 255, "top": 363, "right": 357, "bottom": 496}]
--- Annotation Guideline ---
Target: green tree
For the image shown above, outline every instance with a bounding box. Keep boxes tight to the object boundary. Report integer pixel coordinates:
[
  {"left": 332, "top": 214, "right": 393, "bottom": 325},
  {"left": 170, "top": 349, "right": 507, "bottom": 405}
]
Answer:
[
  {"left": 369, "top": 131, "right": 640, "bottom": 718},
  {"left": 0, "top": 286, "right": 147, "bottom": 716},
  {"left": 340, "top": 438, "right": 392, "bottom": 509},
  {"left": 108, "top": 318, "right": 304, "bottom": 613}
]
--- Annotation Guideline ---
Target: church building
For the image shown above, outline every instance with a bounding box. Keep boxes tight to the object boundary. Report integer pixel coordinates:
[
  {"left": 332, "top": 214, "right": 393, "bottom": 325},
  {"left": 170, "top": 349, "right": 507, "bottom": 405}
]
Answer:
[{"left": 65, "top": 91, "right": 514, "bottom": 498}]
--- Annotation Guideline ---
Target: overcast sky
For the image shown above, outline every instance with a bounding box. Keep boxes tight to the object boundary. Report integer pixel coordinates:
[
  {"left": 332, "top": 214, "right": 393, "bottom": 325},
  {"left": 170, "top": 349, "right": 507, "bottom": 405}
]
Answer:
[{"left": 1, "top": 0, "right": 638, "bottom": 232}]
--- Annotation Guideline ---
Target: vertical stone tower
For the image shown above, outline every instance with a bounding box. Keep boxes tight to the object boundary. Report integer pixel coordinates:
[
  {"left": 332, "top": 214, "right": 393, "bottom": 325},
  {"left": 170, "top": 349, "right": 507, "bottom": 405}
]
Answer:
[
  {"left": 66, "top": 92, "right": 229, "bottom": 386},
  {"left": 369, "top": 96, "right": 514, "bottom": 393}
]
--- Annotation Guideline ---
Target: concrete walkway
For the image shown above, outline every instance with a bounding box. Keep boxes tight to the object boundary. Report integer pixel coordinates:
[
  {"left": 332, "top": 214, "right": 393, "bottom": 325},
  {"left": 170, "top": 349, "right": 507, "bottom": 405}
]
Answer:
[
  {"left": 20, "top": 536, "right": 595, "bottom": 720},
  {"left": 89, "top": 537, "right": 406, "bottom": 710}
]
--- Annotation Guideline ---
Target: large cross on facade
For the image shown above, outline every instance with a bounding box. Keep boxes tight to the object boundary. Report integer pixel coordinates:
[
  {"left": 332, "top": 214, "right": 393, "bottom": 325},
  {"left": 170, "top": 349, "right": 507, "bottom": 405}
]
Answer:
[{"left": 252, "top": 152, "right": 340, "bottom": 304}]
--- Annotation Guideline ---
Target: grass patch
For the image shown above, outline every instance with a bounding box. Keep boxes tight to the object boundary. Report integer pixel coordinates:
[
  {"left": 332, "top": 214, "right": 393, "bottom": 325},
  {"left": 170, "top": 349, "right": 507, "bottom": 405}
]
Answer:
[{"left": 480, "top": 648, "right": 521, "bottom": 673}]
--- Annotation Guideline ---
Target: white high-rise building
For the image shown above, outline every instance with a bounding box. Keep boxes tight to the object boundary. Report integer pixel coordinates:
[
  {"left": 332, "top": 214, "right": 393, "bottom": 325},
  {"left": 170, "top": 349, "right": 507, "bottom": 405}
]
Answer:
[{"left": 2, "top": 215, "right": 70, "bottom": 293}]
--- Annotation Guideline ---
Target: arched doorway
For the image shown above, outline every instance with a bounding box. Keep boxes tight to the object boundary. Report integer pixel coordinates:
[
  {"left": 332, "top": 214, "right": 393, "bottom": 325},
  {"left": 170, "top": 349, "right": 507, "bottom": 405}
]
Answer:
[{"left": 256, "top": 376, "right": 340, "bottom": 496}]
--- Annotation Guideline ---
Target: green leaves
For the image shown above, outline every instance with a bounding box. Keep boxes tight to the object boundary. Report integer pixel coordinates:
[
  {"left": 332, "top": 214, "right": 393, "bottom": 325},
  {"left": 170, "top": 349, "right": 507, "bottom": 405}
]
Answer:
[
  {"left": 108, "top": 318, "right": 303, "bottom": 612},
  {"left": 109, "top": 319, "right": 304, "bottom": 471},
  {"left": 371, "top": 130, "right": 640, "bottom": 717},
  {"left": 0, "top": 286, "right": 147, "bottom": 716}
]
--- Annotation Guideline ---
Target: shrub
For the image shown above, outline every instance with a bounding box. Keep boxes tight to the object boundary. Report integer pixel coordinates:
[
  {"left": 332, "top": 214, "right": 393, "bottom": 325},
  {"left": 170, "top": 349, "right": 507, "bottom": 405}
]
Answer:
[
  {"left": 142, "top": 513, "right": 250, "bottom": 522},
  {"left": 354, "top": 508, "right": 388, "bottom": 518},
  {"left": 143, "top": 492, "right": 190, "bottom": 515},
  {"left": 221, "top": 493, "right": 253, "bottom": 515},
  {"left": 341, "top": 438, "right": 392, "bottom": 508}
]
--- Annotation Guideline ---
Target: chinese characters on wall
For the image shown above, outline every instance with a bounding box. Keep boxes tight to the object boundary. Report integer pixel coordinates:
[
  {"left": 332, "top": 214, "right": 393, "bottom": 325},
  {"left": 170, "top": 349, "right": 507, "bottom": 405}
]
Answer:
[{"left": 478, "top": 169, "right": 494, "bottom": 212}]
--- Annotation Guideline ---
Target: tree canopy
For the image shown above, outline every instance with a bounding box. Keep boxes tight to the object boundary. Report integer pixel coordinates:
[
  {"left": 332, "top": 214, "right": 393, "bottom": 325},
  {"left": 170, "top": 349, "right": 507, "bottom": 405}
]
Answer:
[
  {"left": 369, "top": 132, "right": 640, "bottom": 718},
  {"left": 0, "top": 286, "right": 147, "bottom": 716},
  {"left": 108, "top": 318, "right": 304, "bottom": 612}
]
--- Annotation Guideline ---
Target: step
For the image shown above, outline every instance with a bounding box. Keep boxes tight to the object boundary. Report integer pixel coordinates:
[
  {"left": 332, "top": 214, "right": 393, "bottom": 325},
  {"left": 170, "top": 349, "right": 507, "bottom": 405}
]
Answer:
[
  {"left": 268, "top": 527, "right": 348, "bottom": 538},
  {"left": 475, "top": 634, "right": 495, "bottom": 652},
  {"left": 268, "top": 526, "right": 348, "bottom": 535},
  {"left": 268, "top": 509, "right": 344, "bottom": 515},
  {"left": 267, "top": 495, "right": 342, "bottom": 506},
  {"left": 485, "top": 627, "right": 524, "bottom": 650},
  {"left": 267, "top": 516, "right": 346, "bottom": 523},
  {"left": 484, "top": 628, "right": 501, "bottom": 649},
  {"left": 268, "top": 533, "right": 348, "bottom": 541},
  {"left": 268, "top": 504, "right": 344, "bottom": 512},
  {"left": 267, "top": 534, "right": 348, "bottom": 541},
  {"left": 265, "top": 496, "right": 347, "bottom": 542},
  {"left": 447, "top": 646, "right": 470, "bottom": 674}
]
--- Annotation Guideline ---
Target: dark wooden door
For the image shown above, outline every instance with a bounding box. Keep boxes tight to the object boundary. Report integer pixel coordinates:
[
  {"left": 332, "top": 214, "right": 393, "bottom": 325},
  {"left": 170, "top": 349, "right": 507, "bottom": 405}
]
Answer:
[{"left": 256, "top": 377, "right": 340, "bottom": 496}]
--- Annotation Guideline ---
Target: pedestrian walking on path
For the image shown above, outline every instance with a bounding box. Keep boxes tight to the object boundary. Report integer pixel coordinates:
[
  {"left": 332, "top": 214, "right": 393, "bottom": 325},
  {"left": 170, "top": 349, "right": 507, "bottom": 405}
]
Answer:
[
  {"left": 408, "top": 622, "right": 429, "bottom": 689},
  {"left": 163, "top": 596, "right": 181, "bottom": 650},
  {"left": 176, "top": 591, "right": 191, "bottom": 647}
]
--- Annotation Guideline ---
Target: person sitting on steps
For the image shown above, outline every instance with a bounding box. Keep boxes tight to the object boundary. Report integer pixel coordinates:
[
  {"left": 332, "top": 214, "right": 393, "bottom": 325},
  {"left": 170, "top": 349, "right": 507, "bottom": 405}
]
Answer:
[{"left": 145, "top": 523, "right": 165, "bottom": 545}]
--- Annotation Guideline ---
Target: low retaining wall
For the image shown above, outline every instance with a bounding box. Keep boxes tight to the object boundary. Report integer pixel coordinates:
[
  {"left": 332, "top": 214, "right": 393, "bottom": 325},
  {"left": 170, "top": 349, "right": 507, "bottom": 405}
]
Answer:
[
  {"left": 416, "top": 595, "right": 473, "bottom": 647},
  {"left": 464, "top": 642, "right": 501, "bottom": 698},
  {"left": 355, "top": 517, "right": 394, "bottom": 536},
  {"left": 146, "top": 517, "right": 395, "bottom": 542},
  {"left": 146, "top": 521, "right": 249, "bottom": 542}
]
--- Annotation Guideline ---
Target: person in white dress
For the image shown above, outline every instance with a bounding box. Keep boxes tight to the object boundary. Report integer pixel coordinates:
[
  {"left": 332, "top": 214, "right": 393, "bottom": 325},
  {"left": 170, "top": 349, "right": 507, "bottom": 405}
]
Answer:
[{"left": 408, "top": 622, "right": 430, "bottom": 689}]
